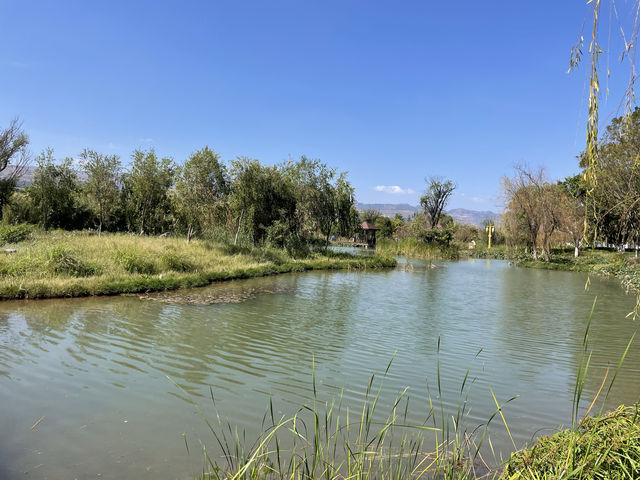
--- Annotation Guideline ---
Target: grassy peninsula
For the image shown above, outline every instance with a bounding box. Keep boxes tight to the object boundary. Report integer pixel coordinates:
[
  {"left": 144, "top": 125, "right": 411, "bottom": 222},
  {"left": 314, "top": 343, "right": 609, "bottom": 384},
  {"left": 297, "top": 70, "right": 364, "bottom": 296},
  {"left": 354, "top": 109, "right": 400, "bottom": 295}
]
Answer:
[
  {"left": 465, "top": 245, "right": 640, "bottom": 294},
  {"left": 0, "top": 228, "right": 395, "bottom": 300}
]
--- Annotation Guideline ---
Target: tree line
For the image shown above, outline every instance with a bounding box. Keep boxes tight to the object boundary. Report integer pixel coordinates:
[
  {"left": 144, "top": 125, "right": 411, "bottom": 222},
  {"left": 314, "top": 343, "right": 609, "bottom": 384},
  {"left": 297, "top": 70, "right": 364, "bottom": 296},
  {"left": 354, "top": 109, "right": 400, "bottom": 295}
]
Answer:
[
  {"left": 503, "top": 107, "right": 640, "bottom": 259},
  {"left": 0, "top": 120, "right": 358, "bottom": 253}
]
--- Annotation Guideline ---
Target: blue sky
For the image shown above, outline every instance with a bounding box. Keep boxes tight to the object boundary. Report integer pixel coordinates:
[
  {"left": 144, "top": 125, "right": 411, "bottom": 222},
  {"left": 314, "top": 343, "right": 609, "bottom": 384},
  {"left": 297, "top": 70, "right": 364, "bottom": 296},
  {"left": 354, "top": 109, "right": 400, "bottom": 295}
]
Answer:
[{"left": 0, "top": 1, "right": 636, "bottom": 211}]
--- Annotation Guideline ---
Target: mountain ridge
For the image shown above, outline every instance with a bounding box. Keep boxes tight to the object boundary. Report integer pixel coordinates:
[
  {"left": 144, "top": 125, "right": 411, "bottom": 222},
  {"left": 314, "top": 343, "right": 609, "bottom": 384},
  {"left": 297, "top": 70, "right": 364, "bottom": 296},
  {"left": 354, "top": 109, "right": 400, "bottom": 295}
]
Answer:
[{"left": 356, "top": 203, "right": 500, "bottom": 227}]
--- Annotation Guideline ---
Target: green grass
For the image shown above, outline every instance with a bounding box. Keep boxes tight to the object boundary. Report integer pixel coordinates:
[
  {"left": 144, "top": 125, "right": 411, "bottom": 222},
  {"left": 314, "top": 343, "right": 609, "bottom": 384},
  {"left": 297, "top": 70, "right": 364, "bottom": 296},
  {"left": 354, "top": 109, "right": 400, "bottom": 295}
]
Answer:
[
  {"left": 516, "top": 248, "right": 640, "bottom": 294},
  {"left": 503, "top": 404, "right": 640, "bottom": 479},
  {"left": 462, "top": 245, "right": 526, "bottom": 261},
  {"left": 0, "top": 230, "right": 396, "bottom": 299}
]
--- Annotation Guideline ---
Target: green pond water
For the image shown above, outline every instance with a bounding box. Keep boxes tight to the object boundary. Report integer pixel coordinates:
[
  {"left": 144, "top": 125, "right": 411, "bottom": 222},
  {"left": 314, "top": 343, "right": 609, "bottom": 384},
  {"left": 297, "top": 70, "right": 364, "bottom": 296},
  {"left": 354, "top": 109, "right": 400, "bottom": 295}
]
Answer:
[{"left": 0, "top": 259, "right": 638, "bottom": 479}]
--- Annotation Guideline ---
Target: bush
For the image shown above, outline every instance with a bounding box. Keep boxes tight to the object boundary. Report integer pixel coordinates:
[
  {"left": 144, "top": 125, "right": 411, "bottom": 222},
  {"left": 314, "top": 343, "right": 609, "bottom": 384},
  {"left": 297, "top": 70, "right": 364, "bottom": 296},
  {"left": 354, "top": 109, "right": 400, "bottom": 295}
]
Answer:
[
  {"left": 265, "top": 220, "right": 310, "bottom": 258},
  {"left": 0, "top": 223, "right": 33, "bottom": 245},
  {"left": 418, "top": 227, "right": 454, "bottom": 246},
  {"left": 113, "top": 248, "right": 157, "bottom": 274},
  {"left": 160, "top": 251, "right": 196, "bottom": 272},
  {"left": 45, "top": 244, "right": 98, "bottom": 277},
  {"left": 249, "top": 247, "right": 290, "bottom": 265}
]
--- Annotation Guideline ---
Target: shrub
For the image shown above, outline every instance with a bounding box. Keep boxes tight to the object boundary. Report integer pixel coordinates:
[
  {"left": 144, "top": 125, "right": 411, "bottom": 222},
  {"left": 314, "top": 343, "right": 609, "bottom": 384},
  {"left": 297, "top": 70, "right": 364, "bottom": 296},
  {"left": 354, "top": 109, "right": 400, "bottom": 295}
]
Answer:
[
  {"left": 0, "top": 223, "right": 33, "bottom": 245},
  {"left": 45, "top": 244, "right": 98, "bottom": 277},
  {"left": 160, "top": 251, "right": 196, "bottom": 272},
  {"left": 249, "top": 247, "right": 290, "bottom": 265},
  {"left": 265, "top": 221, "right": 311, "bottom": 259},
  {"left": 113, "top": 248, "right": 157, "bottom": 274}
]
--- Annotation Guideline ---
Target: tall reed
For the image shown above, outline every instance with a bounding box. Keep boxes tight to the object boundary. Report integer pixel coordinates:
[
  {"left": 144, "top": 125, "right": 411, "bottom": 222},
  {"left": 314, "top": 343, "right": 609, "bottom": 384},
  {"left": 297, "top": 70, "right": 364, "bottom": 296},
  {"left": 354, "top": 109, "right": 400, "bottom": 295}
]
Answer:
[{"left": 174, "top": 300, "right": 637, "bottom": 480}]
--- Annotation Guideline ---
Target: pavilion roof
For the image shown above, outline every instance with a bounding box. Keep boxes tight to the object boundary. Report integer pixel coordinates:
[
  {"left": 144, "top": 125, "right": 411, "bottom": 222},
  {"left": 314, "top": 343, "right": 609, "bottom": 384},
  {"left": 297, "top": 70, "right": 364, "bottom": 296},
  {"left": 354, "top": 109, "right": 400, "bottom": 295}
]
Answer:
[{"left": 360, "top": 221, "right": 380, "bottom": 230}]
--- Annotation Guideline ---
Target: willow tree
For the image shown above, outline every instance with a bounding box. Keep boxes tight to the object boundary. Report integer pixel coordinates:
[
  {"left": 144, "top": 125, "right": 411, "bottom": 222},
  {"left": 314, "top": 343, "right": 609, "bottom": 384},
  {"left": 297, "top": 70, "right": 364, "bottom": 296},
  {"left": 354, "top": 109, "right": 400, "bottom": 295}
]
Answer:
[
  {"left": 229, "top": 157, "right": 296, "bottom": 245},
  {"left": 174, "top": 147, "right": 229, "bottom": 243},
  {"left": 29, "top": 148, "right": 78, "bottom": 230},
  {"left": 284, "top": 157, "right": 355, "bottom": 247},
  {"left": 124, "top": 149, "right": 175, "bottom": 235},
  {"left": 570, "top": 1, "right": 640, "bottom": 244},
  {"left": 80, "top": 149, "right": 121, "bottom": 236}
]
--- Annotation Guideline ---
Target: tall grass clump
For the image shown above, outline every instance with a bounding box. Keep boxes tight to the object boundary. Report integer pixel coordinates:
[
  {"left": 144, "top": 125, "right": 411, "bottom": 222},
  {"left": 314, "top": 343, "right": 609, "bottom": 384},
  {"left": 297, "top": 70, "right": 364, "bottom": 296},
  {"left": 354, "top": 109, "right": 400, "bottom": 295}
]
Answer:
[
  {"left": 113, "top": 247, "right": 157, "bottom": 274},
  {"left": 160, "top": 249, "right": 197, "bottom": 272},
  {"left": 503, "top": 404, "right": 640, "bottom": 479},
  {"left": 176, "top": 348, "right": 512, "bottom": 480},
  {"left": 45, "top": 244, "right": 98, "bottom": 277},
  {"left": 377, "top": 238, "right": 460, "bottom": 260}
]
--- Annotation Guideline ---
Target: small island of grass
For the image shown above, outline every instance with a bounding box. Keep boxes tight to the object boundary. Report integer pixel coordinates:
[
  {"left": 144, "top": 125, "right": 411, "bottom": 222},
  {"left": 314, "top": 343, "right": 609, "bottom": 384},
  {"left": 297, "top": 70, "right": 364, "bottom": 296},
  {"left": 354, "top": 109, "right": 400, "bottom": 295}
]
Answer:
[{"left": 0, "top": 229, "right": 395, "bottom": 300}]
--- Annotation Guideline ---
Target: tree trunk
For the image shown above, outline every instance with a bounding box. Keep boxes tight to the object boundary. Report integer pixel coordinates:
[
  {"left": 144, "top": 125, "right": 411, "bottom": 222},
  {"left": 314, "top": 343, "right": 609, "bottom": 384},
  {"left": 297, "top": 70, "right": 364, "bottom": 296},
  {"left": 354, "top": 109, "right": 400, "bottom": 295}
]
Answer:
[
  {"left": 530, "top": 231, "right": 538, "bottom": 260},
  {"left": 234, "top": 209, "right": 244, "bottom": 246},
  {"left": 574, "top": 245, "right": 579, "bottom": 258},
  {"left": 139, "top": 207, "right": 146, "bottom": 235},
  {"left": 187, "top": 224, "right": 193, "bottom": 244},
  {"left": 98, "top": 203, "right": 103, "bottom": 237},
  {"left": 542, "top": 234, "right": 551, "bottom": 261}
]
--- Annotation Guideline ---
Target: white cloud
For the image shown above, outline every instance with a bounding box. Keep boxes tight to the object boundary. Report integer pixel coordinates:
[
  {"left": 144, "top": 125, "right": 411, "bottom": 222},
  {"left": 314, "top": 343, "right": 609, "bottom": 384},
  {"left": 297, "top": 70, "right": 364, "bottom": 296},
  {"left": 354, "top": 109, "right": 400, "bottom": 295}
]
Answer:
[{"left": 374, "top": 185, "right": 416, "bottom": 195}]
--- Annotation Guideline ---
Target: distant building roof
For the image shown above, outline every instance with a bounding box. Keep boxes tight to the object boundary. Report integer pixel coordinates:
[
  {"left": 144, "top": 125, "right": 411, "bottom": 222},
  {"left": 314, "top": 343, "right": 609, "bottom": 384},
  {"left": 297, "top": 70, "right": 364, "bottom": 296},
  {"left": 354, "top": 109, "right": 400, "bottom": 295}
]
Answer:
[{"left": 360, "top": 221, "right": 380, "bottom": 230}]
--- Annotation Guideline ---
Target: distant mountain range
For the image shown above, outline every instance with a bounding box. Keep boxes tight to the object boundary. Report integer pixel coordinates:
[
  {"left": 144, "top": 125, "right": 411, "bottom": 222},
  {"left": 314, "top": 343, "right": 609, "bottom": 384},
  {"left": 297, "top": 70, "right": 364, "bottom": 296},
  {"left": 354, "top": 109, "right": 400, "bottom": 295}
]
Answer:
[{"left": 356, "top": 203, "right": 500, "bottom": 227}]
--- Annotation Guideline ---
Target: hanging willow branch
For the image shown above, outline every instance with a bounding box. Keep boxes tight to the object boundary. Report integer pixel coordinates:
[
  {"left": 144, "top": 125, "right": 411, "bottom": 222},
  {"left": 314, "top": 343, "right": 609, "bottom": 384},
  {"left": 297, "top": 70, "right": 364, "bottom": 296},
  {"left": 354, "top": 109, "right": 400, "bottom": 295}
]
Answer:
[
  {"left": 586, "top": 0, "right": 602, "bottom": 244},
  {"left": 570, "top": 0, "right": 640, "bottom": 244}
]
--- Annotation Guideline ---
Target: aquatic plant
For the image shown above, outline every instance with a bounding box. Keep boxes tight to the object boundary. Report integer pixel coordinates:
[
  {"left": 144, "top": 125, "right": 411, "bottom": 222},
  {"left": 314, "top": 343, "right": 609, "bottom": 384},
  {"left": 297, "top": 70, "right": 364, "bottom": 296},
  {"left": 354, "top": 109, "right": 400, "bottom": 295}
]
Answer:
[
  {"left": 177, "top": 301, "right": 637, "bottom": 480},
  {"left": 176, "top": 346, "right": 518, "bottom": 480}
]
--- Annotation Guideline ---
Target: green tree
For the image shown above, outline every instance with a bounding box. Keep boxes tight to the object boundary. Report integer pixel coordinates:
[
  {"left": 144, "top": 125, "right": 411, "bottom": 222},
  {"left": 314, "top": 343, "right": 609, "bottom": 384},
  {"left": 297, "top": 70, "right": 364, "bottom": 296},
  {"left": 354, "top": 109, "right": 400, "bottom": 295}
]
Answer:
[
  {"left": 124, "top": 149, "right": 175, "bottom": 235},
  {"left": 586, "top": 108, "right": 640, "bottom": 250},
  {"left": 388, "top": 214, "right": 404, "bottom": 238},
  {"left": 174, "top": 147, "right": 229, "bottom": 243},
  {"left": 334, "top": 174, "right": 356, "bottom": 238},
  {"left": 284, "top": 157, "right": 355, "bottom": 246},
  {"left": 0, "top": 119, "right": 30, "bottom": 218},
  {"left": 420, "top": 177, "right": 456, "bottom": 228},
  {"left": 359, "top": 209, "right": 381, "bottom": 224},
  {"left": 229, "top": 157, "right": 296, "bottom": 244},
  {"left": 29, "top": 148, "right": 78, "bottom": 229},
  {"left": 374, "top": 216, "right": 394, "bottom": 238},
  {"left": 80, "top": 149, "right": 121, "bottom": 235}
]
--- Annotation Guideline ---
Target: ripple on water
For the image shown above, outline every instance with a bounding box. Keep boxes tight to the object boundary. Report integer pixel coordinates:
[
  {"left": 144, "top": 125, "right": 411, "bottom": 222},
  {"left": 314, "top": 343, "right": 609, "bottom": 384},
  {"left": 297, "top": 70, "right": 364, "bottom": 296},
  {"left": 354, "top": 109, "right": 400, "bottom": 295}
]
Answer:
[{"left": 0, "top": 262, "right": 638, "bottom": 479}]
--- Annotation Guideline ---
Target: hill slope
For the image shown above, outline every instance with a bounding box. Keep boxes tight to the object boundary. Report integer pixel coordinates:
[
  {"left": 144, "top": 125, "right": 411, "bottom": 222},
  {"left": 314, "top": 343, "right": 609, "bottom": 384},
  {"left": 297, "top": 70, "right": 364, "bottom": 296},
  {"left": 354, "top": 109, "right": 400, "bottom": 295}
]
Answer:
[{"left": 356, "top": 203, "right": 500, "bottom": 227}]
